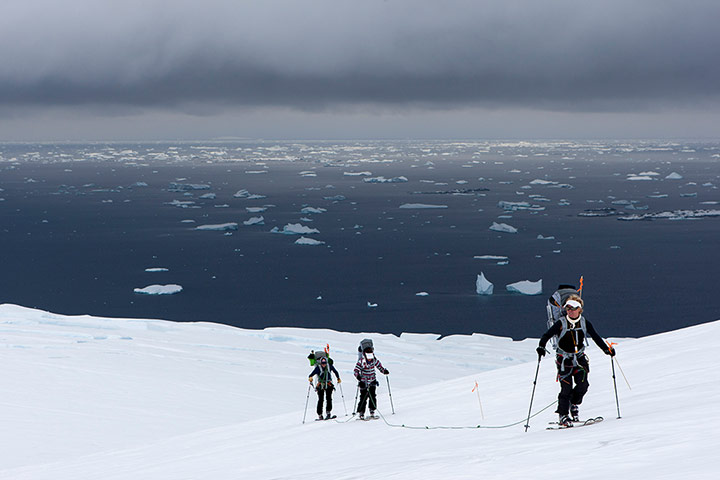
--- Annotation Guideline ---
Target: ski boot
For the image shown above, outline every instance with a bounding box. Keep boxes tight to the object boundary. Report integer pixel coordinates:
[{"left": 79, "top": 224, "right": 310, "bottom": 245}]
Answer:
[
  {"left": 570, "top": 405, "right": 580, "bottom": 422},
  {"left": 558, "top": 414, "right": 573, "bottom": 427}
]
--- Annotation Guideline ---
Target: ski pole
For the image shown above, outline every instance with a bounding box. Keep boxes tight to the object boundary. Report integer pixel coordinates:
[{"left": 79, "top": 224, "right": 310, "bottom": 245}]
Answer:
[
  {"left": 338, "top": 382, "right": 348, "bottom": 416},
  {"left": 524, "top": 354, "right": 542, "bottom": 432},
  {"left": 353, "top": 385, "right": 359, "bottom": 414},
  {"left": 611, "top": 356, "right": 621, "bottom": 419},
  {"left": 386, "top": 375, "right": 395, "bottom": 415},
  {"left": 302, "top": 382, "right": 312, "bottom": 424}
]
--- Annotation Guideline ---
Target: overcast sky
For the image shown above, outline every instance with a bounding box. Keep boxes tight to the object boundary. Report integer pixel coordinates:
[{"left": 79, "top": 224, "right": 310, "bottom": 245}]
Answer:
[{"left": 1, "top": 0, "right": 719, "bottom": 141}]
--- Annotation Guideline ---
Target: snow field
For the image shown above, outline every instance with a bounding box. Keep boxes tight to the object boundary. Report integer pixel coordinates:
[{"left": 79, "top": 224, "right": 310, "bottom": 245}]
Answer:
[{"left": 0, "top": 304, "right": 717, "bottom": 479}]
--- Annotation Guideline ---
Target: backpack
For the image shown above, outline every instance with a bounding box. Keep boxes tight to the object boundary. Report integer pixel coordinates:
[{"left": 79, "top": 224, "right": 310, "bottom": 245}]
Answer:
[
  {"left": 307, "top": 349, "right": 333, "bottom": 366},
  {"left": 357, "top": 338, "right": 374, "bottom": 360},
  {"left": 546, "top": 284, "right": 588, "bottom": 350}
]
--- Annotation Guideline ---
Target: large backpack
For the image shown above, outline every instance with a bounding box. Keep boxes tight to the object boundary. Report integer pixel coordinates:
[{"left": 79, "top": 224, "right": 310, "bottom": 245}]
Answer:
[
  {"left": 546, "top": 284, "right": 587, "bottom": 350},
  {"left": 357, "top": 338, "right": 374, "bottom": 360},
  {"left": 308, "top": 349, "right": 333, "bottom": 366}
]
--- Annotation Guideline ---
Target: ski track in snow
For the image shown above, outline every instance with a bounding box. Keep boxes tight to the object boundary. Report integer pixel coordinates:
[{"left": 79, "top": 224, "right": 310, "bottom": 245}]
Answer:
[{"left": 0, "top": 303, "right": 717, "bottom": 479}]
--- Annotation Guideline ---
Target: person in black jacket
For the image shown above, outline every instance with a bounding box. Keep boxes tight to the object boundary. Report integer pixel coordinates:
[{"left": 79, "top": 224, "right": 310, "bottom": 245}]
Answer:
[
  {"left": 537, "top": 294, "right": 615, "bottom": 426},
  {"left": 308, "top": 356, "right": 341, "bottom": 420}
]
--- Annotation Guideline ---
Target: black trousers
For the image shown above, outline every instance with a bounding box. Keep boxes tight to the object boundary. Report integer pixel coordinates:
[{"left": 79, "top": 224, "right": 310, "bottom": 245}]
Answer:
[
  {"left": 556, "top": 354, "right": 590, "bottom": 416},
  {"left": 357, "top": 385, "right": 377, "bottom": 415},
  {"left": 316, "top": 385, "right": 334, "bottom": 415}
]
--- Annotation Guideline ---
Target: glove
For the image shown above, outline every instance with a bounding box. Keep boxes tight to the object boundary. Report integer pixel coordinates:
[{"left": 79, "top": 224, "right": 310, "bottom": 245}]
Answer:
[
  {"left": 606, "top": 348, "right": 616, "bottom": 357},
  {"left": 536, "top": 346, "right": 546, "bottom": 357},
  {"left": 358, "top": 381, "right": 366, "bottom": 389},
  {"left": 337, "top": 378, "right": 342, "bottom": 383},
  {"left": 383, "top": 369, "right": 389, "bottom": 375},
  {"left": 308, "top": 377, "right": 313, "bottom": 383}
]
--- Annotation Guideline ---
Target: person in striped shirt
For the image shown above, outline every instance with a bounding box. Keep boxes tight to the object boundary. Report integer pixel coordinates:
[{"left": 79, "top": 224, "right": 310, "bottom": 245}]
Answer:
[{"left": 354, "top": 344, "right": 389, "bottom": 419}]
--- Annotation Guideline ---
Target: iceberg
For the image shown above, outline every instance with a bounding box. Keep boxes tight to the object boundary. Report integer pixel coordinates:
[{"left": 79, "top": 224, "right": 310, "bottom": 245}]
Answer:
[
  {"left": 300, "top": 207, "right": 327, "bottom": 214},
  {"left": 133, "top": 284, "right": 183, "bottom": 295},
  {"left": 489, "top": 222, "right": 518, "bottom": 233},
  {"left": 168, "top": 183, "right": 210, "bottom": 192},
  {"left": 506, "top": 279, "right": 542, "bottom": 295},
  {"left": 399, "top": 203, "right": 448, "bottom": 209},
  {"left": 294, "top": 237, "right": 325, "bottom": 246},
  {"left": 363, "top": 176, "right": 409, "bottom": 183},
  {"left": 243, "top": 216, "right": 265, "bottom": 226},
  {"left": 665, "top": 172, "right": 683, "bottom": 180},
  {"left": 195, "top": 223, "right": 238, "bottom": 231},
  {"left": 234, "top": 189, "right": 266, "bottom": 199},
  {"left": 476, "top": 273, "right": 494, "bottom": 295},
  {"left": 270, "top": 223, "right": 320, "bottom": 235}
]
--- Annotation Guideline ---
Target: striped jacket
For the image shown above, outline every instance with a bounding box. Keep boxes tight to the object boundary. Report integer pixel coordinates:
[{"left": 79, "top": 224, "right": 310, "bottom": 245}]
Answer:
[{"left": 354, "top": 357, "right": 387, "bottom": 386}]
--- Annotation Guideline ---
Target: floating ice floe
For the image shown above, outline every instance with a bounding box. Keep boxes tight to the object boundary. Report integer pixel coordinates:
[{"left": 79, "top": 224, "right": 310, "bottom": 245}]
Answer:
[
  {"left": 195, "top": 223, "right": 239, "bottom": 231},
  {"left": 627, "top": 175, "right": 655, "bottom": 181},
  {"left": 299, "top": 171, "right": 317, "bottom": 177},
  {"left": 270, "top": 223, "right": 320, "bottom": 235},
  {"left": 367, "top": 302, "right": 378, "bottom": 308},
  {"left": 233, "top": 189, "right": 266, "bottom": 199},
  {"left": 167, "top": 200, "right": 197, "bottom": 208},
  {"left": 324, "top": 195, "right": 347, "bottom": 201},
  {"left": 537, "top": 235, "right": 555, "bottom": 240},
  {"left": 476, "top": 273, "right": 494, "bottom": 295},
  {"left": 497, "top": 201, "right": 545, "bottom": 212},
  {"left": 144, "top": 268, "right": 169, "bottom": 273},
  {"left": 489, "top": 222, "right": 518, "bottom": 233},
  {"left": 130, "top": 182, "right": 148, "bottom": 188},
  {"left": 199, "top": 193, "right": 216, "bottom": 200},
  {"left": 300, "top": 207, "right": 327, "bottom": 214},
  {"left": 415, "top": 292, "right": 429, "bottom": 296},
  {"left": 647, "top": 193, "right": 669, "bottom": 199},
  {"left": 506, "top": 279, "right": 542, "bottom": 295},
  {"left": 294, "top": 237, "right": 325, "bottom": 246},
  {"left": 133, "top": 284, "right": 183, "bottom": 295},
  {"left": 399, "top": 203, "right": 448, "bottom": 209},
  {"left": 578, "top": 207, "right": 620, "bottom": 217},
  {"left": 243, "top": 216, "right": 265, "bottom": 226},
  {"left": 529, "top": 179, "right": 557, "bottom": 185},
  {"left": 343, "top": 171, "right": 372, "bottom": 176},
  {"left": 618, "top": 209, "right": 720, "bottom": 221},
  {"left": 473, "top": 255, "right": 509, "bottom": 260},
  {"left": 638, "top": 171, "right": 661, "bottom": 176},
  {"left": 665, "top": 172, "right": 683, "bottom": 180},
  {"left": 363, "top": 176, "right": 408, "bottom": 183},
  {"left": 246, "top": 207, "right": 267, "bottom": 213},
  {"left": 169, "top": 183, "right": 210, "bottom": 192}
]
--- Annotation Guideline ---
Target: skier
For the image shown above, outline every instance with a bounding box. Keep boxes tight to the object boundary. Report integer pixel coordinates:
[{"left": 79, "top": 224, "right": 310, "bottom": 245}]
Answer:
[
  {"left": 537, "top": 294, "right": 615, "bottom": 427},
  {"left": 354, "top": 342, "right": 389, "bottom": 419},
  {"left": 308, "top": 356, "right": 341, "bottom": 420}
]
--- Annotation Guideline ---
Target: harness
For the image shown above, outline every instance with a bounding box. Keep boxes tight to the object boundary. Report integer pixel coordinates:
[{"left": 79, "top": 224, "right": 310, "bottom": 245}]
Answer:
[
  {"left": 555, "top": 316, "right": 589, "bottom": 376},
  {"left": 316, "top": 365, "right": 334, "bottom": 390}
]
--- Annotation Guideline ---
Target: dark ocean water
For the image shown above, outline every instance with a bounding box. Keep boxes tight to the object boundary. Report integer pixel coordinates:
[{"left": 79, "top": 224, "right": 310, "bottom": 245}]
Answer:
[{"left": 1, "top": 140, "right": 718, "bottom": 340}]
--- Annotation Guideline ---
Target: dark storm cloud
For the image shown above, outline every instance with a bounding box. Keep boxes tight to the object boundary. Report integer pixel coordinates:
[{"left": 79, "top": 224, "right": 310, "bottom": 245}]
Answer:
[{"left": 2, "top": 0, "right": 719, "bottom": 113}]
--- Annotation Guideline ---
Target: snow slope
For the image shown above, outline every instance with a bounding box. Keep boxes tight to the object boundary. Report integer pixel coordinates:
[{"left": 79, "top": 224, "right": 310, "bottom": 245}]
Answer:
[{"left": 0, "top": 304, "right": 716, "bottom": 479}]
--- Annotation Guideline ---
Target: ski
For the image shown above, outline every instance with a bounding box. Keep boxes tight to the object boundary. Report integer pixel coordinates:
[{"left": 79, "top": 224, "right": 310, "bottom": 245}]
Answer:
[
  {"left": 315, "top": 415, "right": 337, "bottom": 421},
  {"left": 357, "top": 415, "right": 379, "bottom": 421},
  {"left": 547, "top": 416, "right": 604, "bottom": 430}
]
